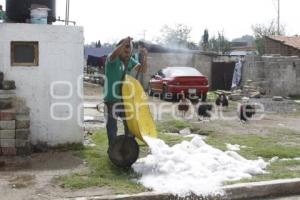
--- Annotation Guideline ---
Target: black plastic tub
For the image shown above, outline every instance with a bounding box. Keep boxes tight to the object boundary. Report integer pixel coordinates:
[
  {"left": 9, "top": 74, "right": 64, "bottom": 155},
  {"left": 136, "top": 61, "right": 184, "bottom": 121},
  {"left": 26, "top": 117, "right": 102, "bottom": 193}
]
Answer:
[{"left": 6, "top": 0, "right": 56, "bottom": 24}]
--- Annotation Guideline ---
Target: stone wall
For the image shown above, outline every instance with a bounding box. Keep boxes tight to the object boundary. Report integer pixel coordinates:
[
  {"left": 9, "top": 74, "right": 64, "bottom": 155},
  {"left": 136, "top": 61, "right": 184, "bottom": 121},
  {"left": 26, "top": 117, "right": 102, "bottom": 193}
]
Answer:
[{"left": 243, "top": 55, "right": 300, "bottom": 96}]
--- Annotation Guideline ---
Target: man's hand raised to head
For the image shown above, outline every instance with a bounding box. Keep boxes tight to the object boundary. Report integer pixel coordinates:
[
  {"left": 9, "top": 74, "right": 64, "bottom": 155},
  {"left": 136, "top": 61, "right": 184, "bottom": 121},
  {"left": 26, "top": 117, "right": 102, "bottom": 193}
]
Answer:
[
  {"left": 110, "top": 36, "right": 133, "bottom": 62},
  {"left": 120, "top": 37, "right": 133, "bottom": 48}
]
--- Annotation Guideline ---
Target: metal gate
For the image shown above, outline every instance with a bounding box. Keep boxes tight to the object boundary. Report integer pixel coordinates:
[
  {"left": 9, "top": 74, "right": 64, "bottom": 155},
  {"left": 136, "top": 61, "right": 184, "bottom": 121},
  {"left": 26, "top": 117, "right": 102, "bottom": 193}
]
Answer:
[{"left": 211, "top": 62, "right": 235, "bottom": 91}]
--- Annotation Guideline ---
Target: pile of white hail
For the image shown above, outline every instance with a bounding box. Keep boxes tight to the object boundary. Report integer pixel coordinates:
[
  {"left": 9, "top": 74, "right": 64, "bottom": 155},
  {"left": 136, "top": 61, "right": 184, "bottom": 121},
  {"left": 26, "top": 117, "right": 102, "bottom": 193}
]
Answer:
[{"left": 133, "top": 136, "right": 268, "bottom": 197}]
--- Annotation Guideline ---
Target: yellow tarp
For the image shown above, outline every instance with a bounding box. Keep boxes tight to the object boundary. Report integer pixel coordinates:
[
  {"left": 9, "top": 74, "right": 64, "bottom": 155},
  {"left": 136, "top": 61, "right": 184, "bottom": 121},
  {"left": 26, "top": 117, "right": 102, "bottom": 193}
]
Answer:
[{"left": 122, "top": 75, "right": 157, "bottom": 144}]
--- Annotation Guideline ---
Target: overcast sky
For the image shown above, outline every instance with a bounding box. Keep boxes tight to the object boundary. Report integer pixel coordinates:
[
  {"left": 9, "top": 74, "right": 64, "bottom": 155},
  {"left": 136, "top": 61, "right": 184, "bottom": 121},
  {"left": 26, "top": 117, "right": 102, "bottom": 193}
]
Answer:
[{"left": 1, "top": 0, "right": 300, "bottom": 44}]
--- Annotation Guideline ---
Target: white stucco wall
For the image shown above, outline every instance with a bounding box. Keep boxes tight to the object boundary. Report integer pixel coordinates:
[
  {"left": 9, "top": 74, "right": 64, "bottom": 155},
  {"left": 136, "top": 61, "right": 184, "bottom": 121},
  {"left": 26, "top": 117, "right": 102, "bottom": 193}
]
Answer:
[{"left": 0, "top": 23, "right": 84, "bottom": 146}]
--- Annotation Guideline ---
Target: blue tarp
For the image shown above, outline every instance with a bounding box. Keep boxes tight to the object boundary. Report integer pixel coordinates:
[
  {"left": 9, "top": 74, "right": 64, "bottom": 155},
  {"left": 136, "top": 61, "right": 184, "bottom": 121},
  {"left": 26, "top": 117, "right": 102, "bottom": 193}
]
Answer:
[{"left": 84, "top": 47, "right": 113, "bottom": 60}]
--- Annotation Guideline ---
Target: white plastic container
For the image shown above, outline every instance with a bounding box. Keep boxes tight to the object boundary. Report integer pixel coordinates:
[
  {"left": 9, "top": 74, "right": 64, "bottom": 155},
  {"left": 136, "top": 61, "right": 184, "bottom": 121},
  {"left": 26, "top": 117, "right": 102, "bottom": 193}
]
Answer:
[
  {"left": 31, "top": 18, "right": 47, "bottom": 24},
  {"left": 30, "top": 8, "right": 49, "bottom": 24}
]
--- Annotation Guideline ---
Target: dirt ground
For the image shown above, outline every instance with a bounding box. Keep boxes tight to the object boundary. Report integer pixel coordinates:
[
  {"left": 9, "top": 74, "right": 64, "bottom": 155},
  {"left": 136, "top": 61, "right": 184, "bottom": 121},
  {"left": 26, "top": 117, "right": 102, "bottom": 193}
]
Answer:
[
  {"left": 0, "top": 83, "right": 105, "bottom": 200},
  {"left": 0, "top": 83, "right": 299, "bottom": 200},
  {"left": 0, "top": 151, "right": 113, "bottom": 200}
]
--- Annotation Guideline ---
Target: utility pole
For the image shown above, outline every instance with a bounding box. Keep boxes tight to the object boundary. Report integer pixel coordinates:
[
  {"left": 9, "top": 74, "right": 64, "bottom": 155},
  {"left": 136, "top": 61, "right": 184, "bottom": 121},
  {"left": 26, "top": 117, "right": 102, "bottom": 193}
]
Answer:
[
  {"left": 65, "top": 0, "right": 70, "bottom": 25},
  {"left": 277, "top": 0, "right": 280, "bottom": 35},
  {"left": 142, "top": 30, "right": 147, "bottom": 41}
]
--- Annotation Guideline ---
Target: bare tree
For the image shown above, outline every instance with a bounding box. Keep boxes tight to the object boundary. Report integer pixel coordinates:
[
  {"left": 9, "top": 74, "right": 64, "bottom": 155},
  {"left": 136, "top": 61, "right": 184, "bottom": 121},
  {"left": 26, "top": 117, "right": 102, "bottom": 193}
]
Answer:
[
  {"left": 158, "top": 24, "right": 192, "bottom": 48},
  {"left": 252, "top": 20, "right": 285, "bottom": 55}
]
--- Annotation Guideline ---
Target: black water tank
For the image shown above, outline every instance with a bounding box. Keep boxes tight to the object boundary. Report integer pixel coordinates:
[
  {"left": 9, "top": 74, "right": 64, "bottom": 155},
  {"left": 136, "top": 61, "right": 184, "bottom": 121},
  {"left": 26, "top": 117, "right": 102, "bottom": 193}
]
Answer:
[{"left": 6, "top": 0, "right": 56, "bottom": 24}]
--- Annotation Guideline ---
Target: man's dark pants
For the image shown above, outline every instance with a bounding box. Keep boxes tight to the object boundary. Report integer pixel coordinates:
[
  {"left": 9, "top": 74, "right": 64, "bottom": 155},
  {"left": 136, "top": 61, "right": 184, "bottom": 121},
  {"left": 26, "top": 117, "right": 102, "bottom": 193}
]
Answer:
[{"left": 104, "top": 102, "right": 130, "bottom": 146}]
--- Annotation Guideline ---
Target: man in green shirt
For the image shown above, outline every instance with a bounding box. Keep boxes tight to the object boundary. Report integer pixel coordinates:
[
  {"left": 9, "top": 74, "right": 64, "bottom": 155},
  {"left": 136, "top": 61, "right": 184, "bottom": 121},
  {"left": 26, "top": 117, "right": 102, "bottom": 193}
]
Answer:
[
  {"left": 104, "top": 37, "right": 147, "bottom": 147},
  {"left": 0, "top": 5, "right": 6, "bottom": 21}
]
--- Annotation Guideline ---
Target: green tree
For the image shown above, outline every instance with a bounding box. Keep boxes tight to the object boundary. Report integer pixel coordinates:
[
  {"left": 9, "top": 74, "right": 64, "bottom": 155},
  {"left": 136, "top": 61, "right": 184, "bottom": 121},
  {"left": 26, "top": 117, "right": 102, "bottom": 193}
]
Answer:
[
  {"left": 158, "top": 24, "right": 192, "bottom": 48},
  {"left": 95, "top": 40, "right": 102, "bottom": 48},
  {"left": 187, "top": 42, "right": 198, "bottom": 50},
  {"left": 252, "top": 20, "right": 285, "bottom": 55},
  {"left": 201, "top": 29, "right": 209, "bottom": 51},
  {"left": 209, "top": 32, "right": 231, "bottom": 54}
]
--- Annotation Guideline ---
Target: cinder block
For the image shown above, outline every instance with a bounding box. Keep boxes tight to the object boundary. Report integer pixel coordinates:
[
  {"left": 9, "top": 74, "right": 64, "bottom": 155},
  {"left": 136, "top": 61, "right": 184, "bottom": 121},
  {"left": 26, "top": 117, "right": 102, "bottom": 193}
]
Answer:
[
  {"left": 0, "top": 72, "right": 3, "bottom": 83},
  {"left": 1, "top": 147, "right": 17, "bottom": 156},
  {"left": 0, "top": 139, "right": 15, "bottom": 147},
  {"left": 16, "top": 129, "right": 30, "bottom": 140},
  {"left": 13, "top": 98, "right": 30, "bottom": 115},
  {"left": 0, "top": 109, "right": 16, "bottom": 121},
  {"left": 0, "top": 130, "right": 15, "bottom": 139},
  {"left": 0, "top": 99, "right": 12, "bottom": 110},
  {"left": 2, "top": 80, "right": 16, "bottom": 90},
  {"left": 0, "top": 120, "right": 15, "bottom": 130},
  {"left": 16, "top": 115, "right": 30, "bottom": 129},
  {"left": 15, "top": 139, "right": 29, "bottom": 148},
  {"left": 0, "top": 93, "right": 15, "bottom": 99}
]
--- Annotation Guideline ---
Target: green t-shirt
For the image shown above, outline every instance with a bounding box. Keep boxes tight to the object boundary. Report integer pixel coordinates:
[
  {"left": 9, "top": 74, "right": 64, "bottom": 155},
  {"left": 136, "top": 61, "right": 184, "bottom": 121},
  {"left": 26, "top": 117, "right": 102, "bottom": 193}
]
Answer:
[{"left": 104, "top": 56, "right": 139, "bottom": 102}]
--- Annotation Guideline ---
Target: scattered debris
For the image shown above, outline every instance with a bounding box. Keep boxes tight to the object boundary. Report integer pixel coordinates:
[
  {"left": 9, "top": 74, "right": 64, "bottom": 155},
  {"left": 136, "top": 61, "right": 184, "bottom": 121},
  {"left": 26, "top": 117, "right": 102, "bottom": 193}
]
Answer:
[
  {"left": 253, "top": 98, "right": 299, "bottom": 114},
  {"left": 270, "top": 156, "right": 300, "bottom": 162},
  {"left": 269, "top": 156, "right": 279, "bottom": 163},
  {"left": 83, "top": 138, "right": 96, "bottom": 147},
  {"left": 250, "top": 92, "right": 261, "bottom": 99},
  {"left": 84, "top": 116, "right": 104, "bottom": 123},
  {"left": 228, "top": 80, "right": 267, "bottom": 101},
  {"left": 84, "top": 102, "right": 98, "bottom": 108},
  {"left": 9, "top": 175, "right": 35, "bottom": 189},
  {"left": 229, "top": 93, "right": 242, "bottom": 101},
  {"left": 226, "top": 144, "right": 241, "bottom": 151},
  {"left": 273, "top": 96, "right": 284, "bottom": 101},
  {"left": 179, "top": 128, "right": 191, "bottom": 136}
]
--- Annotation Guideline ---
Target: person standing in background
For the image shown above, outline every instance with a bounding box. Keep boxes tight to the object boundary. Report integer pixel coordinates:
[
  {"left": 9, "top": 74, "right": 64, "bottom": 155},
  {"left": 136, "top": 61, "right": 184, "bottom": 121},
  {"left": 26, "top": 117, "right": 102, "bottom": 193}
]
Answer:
[
  {"left": 231, "top": 57, "right": 243, "bottom": 90},
  {"left": 0, "top": 5, "right": 6, "bottom": 22}
]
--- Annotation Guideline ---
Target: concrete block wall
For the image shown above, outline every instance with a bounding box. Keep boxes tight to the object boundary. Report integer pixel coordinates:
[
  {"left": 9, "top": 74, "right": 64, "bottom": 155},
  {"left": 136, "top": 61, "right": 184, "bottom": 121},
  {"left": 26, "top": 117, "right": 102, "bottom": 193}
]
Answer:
[
  {"left": 242, "top": 56, "right": 265, "bottom": 84},
  {"left": 243, "top": 55, "right": 300, "bottom": 96},
  {"left": 0, "top": 74, "right": 31, "bottom": 156},
  {"left": 0, "top": 24, "right": 84, "bottom": 146},
  {"left": 194, "top": 54, "right": 212, "bottom": 87},
  {"left": 296, "top": 60, "right": 300, "bottom": 95}
]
